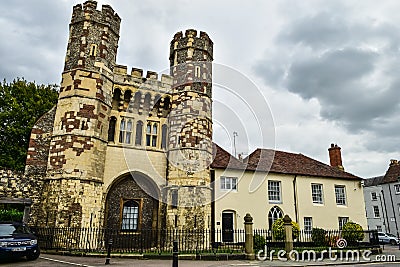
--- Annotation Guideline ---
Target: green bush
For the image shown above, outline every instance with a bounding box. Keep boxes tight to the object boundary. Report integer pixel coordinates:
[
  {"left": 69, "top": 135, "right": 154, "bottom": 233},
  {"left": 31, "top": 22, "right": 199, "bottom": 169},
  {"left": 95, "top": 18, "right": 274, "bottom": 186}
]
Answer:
[
  {"left": 0, "top": 209, "right": 23, "bottom": 222},
  {"left": 253, "top": 234, "right": 266, "bottom": 251},
  {"left": 342, "top": 221, "right": 364, "bottom": 243},
  {"left": 311, "top": 227, "right": 327, "bottom": 246},
  {"left": 272, "top": 218, "right": 300, "bottom": 240}
]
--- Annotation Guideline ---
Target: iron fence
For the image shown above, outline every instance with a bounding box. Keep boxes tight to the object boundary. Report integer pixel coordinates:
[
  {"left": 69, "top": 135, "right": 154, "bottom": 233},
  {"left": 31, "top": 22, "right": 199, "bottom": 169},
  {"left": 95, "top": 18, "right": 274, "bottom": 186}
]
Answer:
[
  {"left": 32, "top": 227, "right": 246, "bottom": 255},
  {"left": 253, "top": 229, "right": 379, "bottom": 250}
]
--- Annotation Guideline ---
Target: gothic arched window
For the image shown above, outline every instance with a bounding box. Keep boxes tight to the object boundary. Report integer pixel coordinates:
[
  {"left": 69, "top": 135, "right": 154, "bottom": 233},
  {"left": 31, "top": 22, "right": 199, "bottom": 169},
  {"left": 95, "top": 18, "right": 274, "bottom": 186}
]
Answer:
[
  {"left": 121, "top": 200, "right": 139, "bottom": 231},
  {"left": 268, "top": 206, "right": 283, "bottom": 230}
]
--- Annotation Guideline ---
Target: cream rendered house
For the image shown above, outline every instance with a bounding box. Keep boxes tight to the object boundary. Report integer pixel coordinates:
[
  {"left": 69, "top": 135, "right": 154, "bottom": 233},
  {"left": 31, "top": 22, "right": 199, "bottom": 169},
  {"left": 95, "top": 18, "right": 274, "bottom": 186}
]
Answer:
[{"left": 211, "top": 144, "right": 367, "bottom": 241}]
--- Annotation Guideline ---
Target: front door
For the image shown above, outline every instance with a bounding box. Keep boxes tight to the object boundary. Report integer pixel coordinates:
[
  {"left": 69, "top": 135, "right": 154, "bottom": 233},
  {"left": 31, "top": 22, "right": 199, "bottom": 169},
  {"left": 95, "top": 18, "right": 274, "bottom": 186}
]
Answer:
[{"left": 222, "top": 212, "right": 234, "bottom": 242}]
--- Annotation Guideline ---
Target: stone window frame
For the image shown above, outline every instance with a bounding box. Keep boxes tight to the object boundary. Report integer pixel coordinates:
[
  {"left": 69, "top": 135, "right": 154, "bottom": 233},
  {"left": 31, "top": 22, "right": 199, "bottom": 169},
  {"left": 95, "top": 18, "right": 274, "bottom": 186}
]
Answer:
[
  {"left": 311, "top": 183, "right": 324, "bottom": 204},
  {"left": 146, "top": 121, "right": 159, "bottom": 147},
  {"left": 89, "top": 44, "right": 98, "bottom": 57},
  {"left": 120, "top": 198, "right": 143, "bottom": 232},
  {"left": 119, "top": 117, "right": 134, "bottom": 145},
  {"left": 195, "top": 66, "right": 201, "bottom": 78},
  {"left": 334, "top": 185, "right": 347, "bottom": 206}
]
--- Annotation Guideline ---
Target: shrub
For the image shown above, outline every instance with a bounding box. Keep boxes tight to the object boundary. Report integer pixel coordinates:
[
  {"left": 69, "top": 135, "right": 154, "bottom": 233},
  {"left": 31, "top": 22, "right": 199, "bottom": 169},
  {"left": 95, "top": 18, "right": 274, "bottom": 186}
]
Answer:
[
  {"left": 253, "top": 234, "right": 266, "bottom": 251},
  {"left": 272, "top": 218, "right": 300, "bottom": 240},
  {"left": 311, "top": 227, "right": 327, "bottom": 246},
  {"left": 0, "top": 209, "right": 23, "bottom": 222},
  {"left": 342, "top": 221, "right": 364, "bottom": 243}
]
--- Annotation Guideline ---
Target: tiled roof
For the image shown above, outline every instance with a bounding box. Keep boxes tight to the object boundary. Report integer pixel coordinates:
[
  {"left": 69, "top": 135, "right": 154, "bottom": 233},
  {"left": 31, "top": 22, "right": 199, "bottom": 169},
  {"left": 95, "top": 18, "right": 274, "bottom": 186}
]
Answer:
[
  {"left": 382, "top": 163, "right": 400, "bottom": 184},
  {"left": 211, "top": 144, "right": 246, "bottom": 170},
  {"left": 363, "top": 176, "right": 384, "bottom": 187},
  {"left": 211, "top": 144, "right": 360, "bottom": 180}
]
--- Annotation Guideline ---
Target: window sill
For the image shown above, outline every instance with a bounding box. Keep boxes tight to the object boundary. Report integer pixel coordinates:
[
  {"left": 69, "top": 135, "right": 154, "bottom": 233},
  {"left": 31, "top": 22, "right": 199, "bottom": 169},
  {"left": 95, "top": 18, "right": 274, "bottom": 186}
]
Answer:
[
  {"left": 312, "top": 202, "right": 324, "bottom": 206},
  {"left": 220, "top": 189, "right": 238, "bottom": 193},
  {"left": 268, "top": 200, "right": 282, "bottom": 204}
]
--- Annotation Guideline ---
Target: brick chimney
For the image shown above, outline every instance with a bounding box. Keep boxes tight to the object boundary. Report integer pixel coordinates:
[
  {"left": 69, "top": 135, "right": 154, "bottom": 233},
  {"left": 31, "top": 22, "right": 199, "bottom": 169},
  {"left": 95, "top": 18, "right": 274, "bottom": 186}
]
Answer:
[{"left": 328, "top": 143, "right": 344, "bottom": 171}]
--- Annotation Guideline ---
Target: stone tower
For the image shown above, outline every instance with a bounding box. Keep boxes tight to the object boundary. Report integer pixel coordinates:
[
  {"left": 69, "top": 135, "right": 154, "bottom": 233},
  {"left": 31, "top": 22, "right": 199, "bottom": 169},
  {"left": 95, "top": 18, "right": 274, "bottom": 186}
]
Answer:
[
  {"left": 166, "top": 29, "right": 214, "bottom": 229},
  {"left": 38, "top": 1, "right": 121, "bottom": 227}
]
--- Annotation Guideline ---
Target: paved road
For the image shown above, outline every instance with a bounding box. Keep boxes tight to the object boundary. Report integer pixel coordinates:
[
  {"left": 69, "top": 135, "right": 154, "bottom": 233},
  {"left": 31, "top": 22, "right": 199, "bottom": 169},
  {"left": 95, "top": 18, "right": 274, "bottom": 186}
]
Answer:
[{"left": 0, "top": 246, "right": 399, "bottom": 267}]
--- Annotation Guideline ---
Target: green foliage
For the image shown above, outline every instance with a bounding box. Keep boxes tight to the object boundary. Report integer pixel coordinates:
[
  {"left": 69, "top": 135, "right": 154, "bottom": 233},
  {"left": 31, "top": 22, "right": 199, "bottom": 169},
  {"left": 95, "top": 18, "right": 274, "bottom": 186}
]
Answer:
[
  {"left": 0, "top": 78, "right": 58, "bottom": 171},
  {"left": 253, "top": 234, "right": 266, "bottom": 251},
  {"left": 311, "top": 227, "right": 327, "bottom": 246},
  {"left": 342, "top": 221, "right": 364, "bottom": 243},
  {"left": 272, "top": 218, "right": 300, "bottom": 240},
  {"left": 0, "top": 209, "right": 23, "bottom": 222}
]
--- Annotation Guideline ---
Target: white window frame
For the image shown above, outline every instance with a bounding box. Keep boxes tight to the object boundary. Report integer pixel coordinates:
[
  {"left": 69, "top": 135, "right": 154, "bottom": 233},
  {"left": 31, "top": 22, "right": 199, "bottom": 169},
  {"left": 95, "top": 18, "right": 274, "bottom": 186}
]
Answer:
[
  {"left": 373, "top": 206, "right": 380, "bottom": 218},
  {"left": 220, "top": 176, "right": 238, "bottom": 191},
  {"left": 121, "top": 200, "right": 139, "bottom": 231},
  {"left": 304, "top": 217, "right": 313, "bottom": 233},
  {"left": 311, "top": 184, "right": 324, "bottom": 204},
  {"left": 268, "top": 180, "right": 282, "bottom": 203},
  {"left": 394, "top": 184, "right": 400, "bottom": 194},
  {"left": 335, "top": 185, "right": 347, "bottom": 206},
  {"left": 338, "top": 217, "right": 349, "bottom": 230},
  {"left": 371, "top": 192, "right": 377, "bottom": 201}
]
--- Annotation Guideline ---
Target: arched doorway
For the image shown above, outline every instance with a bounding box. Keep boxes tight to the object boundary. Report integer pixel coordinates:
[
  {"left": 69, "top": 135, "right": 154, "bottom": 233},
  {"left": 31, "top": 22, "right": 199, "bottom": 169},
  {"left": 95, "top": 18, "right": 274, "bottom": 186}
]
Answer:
[
  {"left": 268, "top": 206, "right": 283, "bottom": 230},
  {"left": 105, "top": 172, "right": 160, "bottom": 230}
]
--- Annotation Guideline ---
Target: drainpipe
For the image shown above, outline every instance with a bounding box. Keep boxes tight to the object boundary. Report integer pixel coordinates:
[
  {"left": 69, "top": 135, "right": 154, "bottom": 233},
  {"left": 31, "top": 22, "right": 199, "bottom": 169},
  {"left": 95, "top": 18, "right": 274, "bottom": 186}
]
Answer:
[
  {"left": 381, "top": 189, "right": 391, "bottom": 233},
  {"left": 388, "top": 185, "right": 399, "bottom": 236},
  {"left": 293, "top": 175, "right": 298, "bottom": 223}
]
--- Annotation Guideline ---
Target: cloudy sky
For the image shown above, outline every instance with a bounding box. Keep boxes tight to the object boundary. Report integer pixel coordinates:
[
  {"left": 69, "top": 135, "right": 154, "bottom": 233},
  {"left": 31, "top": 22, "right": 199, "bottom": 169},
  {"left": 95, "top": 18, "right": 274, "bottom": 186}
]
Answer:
[{"left": 1, "top": 0, "right": 399, "bottom": 178}]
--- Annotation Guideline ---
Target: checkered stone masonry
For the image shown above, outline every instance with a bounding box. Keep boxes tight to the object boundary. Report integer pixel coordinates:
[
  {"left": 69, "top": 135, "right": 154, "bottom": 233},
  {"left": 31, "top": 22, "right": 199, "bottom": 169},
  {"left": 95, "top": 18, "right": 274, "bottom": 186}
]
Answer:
[
  {"left": 41, "top": 1, "right": 121, "bottom": 227},
  {"left": 166, "top": 29, "right": 213, "bottom": 230}
]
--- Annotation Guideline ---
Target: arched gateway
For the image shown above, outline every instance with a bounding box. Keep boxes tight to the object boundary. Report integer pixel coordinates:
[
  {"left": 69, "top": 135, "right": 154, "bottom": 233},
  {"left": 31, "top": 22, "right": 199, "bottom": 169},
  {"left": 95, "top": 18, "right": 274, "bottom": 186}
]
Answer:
[{"left": 105, "top": 172, "right": 161, "bottom": 230}]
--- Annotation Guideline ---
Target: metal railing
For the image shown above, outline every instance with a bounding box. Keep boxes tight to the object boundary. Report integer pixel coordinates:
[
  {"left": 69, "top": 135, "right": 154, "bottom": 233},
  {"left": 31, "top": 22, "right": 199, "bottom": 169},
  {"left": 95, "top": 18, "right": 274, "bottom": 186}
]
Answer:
[
  {"left": 32, "top": 227, "right": 246, "bottom": 255},
  {"left": 253, "top": 229, "right": 379, "bottom": 249}
]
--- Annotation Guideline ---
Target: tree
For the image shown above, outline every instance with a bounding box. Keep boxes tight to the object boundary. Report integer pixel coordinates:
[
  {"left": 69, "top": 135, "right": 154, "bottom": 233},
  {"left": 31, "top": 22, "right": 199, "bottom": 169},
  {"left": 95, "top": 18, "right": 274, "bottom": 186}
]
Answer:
[{"left": 0, "top": 79, "right": 58, "bottom": 171}]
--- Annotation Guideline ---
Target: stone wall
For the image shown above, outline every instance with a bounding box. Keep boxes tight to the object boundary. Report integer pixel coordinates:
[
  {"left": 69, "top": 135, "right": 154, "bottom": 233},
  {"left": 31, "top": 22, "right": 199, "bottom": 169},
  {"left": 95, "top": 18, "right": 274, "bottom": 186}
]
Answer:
[
  {"left": 25, "top": 106, "right": 56, "bottom": 177},
  {"left": 0, "top": 169, "right": 44, "bottom": 224}
]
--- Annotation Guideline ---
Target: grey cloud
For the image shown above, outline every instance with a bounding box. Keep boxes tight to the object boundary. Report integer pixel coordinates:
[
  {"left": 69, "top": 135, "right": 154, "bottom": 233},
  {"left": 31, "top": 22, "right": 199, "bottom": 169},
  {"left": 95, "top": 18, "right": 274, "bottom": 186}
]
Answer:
[
  {"left": 0, "top": 0, "right": 71, "bottom": 83},
  {"left": 254, "top": 6, "right": 400, "bottom": 153}
]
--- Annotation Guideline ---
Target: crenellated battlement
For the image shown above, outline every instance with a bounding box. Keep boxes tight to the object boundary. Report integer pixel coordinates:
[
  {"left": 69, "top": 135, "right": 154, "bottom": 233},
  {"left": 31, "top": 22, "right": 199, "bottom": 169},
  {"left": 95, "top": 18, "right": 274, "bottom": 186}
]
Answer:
[
  {"left": 172, "top": 29, "right": 213, "bottom": 45},
  {"left": 113, "top": 65, "right": 173, "bottom": 86},
  {"left": 170, "top": 29, "right": 213, "bottom": 65},
  {"left": 71, "top": 0, "right": 121, "bottom": 34}
]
